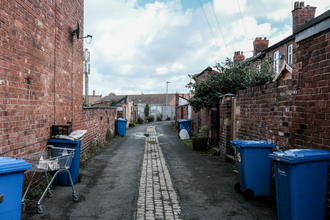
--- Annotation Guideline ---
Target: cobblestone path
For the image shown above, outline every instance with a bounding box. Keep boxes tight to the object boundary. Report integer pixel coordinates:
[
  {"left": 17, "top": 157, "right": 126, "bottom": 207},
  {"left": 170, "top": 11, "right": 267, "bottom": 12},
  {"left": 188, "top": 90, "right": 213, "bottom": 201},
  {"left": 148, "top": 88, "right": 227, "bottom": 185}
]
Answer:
[{"left": 136, "top": 126, "right": 182, "bottom": 220}]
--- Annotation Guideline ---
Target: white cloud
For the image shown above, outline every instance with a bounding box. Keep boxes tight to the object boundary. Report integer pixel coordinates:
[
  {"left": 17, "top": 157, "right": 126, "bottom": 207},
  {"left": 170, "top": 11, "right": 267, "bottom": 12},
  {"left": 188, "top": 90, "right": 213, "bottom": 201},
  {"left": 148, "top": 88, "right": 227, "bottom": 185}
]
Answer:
[
  {"left": 156, "top": 67, "right": 169, "bottom": 75},
  {"left": 84, "top": 0, "right": 330, "bottom": 97}
]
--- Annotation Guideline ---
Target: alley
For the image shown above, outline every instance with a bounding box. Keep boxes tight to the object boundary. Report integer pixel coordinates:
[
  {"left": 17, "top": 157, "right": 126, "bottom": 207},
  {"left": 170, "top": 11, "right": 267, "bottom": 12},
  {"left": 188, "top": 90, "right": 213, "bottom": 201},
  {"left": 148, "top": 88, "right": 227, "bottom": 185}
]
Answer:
[{"left": 21, "top": 121, "right": 277, "bottom": 220}]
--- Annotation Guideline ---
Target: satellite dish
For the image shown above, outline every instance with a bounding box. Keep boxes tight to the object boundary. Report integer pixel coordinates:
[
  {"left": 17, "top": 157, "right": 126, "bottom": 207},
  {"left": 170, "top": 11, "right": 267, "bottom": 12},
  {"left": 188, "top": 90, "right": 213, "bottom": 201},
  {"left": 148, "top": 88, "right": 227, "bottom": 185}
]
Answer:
[{"left": 72, "top": 22, "right": 80, "bottom": 39}]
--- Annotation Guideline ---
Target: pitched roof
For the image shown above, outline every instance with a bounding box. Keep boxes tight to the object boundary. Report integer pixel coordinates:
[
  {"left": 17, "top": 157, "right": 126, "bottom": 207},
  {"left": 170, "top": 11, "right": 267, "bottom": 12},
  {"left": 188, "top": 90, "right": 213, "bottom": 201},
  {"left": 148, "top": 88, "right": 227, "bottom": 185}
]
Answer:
[
  {"left": 88, "top": 95, "right": 103, "bottom": 103},
  {"left": 95, "top": 93, "right": 177, "bottom": 105}
]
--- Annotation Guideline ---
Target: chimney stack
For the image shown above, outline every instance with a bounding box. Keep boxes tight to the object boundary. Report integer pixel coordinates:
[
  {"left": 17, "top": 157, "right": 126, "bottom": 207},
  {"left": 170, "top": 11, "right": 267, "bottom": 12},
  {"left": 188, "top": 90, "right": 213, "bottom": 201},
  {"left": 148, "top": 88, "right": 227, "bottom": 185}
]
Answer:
[
  {"left": 93, "top": 90, "right": 95, "bottom": 96},
  {"left": 292, "top": 1, "right": 316, "bottom": 32},
  {"left": 253, "top": 37, "right": 269, "bottom": 56},
  {"left": 233, "top": 51, "right": 245, "bottom": 62}
]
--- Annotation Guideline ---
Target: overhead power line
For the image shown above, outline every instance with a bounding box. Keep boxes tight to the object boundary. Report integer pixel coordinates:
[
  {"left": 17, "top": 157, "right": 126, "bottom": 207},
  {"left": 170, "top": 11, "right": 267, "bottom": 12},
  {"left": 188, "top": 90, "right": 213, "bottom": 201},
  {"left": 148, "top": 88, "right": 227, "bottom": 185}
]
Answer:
[
  {"left": 236, "top": 0, "right": 249, "bottom": 45},
  {"left": 208, "top": 0, "right": 230, "bottom": 57},
  {"left": 199, "top": 0, "right": 224, "bottom": 60}
]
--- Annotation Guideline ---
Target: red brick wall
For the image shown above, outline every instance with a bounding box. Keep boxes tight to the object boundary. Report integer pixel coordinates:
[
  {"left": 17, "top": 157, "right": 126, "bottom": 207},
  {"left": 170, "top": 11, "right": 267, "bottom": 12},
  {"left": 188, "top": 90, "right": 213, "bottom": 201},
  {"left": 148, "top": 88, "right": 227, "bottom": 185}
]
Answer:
[
  {"left": 219, "top": 96, "right": 233, "bottom": 154},
  {"left": 80, "top": 107, "right": 117, "bottom": 153},
  {"left": 292, "top": 30, "right": 330, "bottom": 150},
  {"left": 191, "top": 108, "right": 211, "bottom": 136},
  {"left": 0, "top": 0, "right": 117, "bottom": 158},
  {"left": 235, "top": 79, "right": 297, "bottom": 149},
  {"left": 175, "top": 105, "right": 189, "bottom": 122}
]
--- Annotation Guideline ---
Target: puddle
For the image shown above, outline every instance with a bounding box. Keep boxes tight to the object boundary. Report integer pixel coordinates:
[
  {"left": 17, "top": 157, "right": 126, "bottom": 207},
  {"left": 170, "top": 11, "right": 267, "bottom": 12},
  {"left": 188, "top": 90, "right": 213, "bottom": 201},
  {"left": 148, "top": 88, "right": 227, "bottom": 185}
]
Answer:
[{"left": 134, "top": 132, "right": 163, "bottom": 139}]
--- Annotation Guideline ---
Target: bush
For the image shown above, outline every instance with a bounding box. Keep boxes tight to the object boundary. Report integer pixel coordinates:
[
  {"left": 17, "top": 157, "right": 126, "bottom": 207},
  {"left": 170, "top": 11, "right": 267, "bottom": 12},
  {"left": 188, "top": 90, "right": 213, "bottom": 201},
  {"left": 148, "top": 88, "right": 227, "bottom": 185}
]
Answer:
[
  {"left": 157, "top": 113, "right": 163, "bottom": 121},
  {"left": 138, "top": 116, "right": 144, "bottom": 124},
  {"left": 149, "top": 115, "right": 155, "bottom": 122}
]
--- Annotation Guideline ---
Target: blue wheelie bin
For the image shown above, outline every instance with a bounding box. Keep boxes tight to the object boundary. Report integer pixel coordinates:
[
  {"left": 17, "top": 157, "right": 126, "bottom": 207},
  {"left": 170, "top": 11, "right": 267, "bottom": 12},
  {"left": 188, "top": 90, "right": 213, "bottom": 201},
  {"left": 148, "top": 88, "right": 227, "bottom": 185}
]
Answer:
[
  {"left": 269, "top": 149, "right": 330, "bottom": 220},
  {"left": 0, "top": 157, "right": 31, "bottom": 219},
  {"left": 177, "top": 119, "right": 192, "bottom": 136},
  {"left": 230, "top": 140, "right": 275, "bottom": 199},
  {"left": 116, "top": 118, "right": 127, "bottom": 136},
  {"left": 48, "top": 138, "right": 83, "bottom": 186}
]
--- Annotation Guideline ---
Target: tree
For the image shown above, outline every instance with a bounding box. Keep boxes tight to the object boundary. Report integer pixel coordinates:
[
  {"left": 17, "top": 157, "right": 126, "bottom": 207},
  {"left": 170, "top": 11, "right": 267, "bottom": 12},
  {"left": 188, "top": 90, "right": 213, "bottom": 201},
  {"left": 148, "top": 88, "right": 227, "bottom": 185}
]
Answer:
[
  {"left": 108, "top": 91, "right": 116, "bottom": 96},
  {"left": 186, "top": 57, "right": 274, "bottom": 112},
  {"left": 144, "top": 103, "right": 150, "bottom": 119}
]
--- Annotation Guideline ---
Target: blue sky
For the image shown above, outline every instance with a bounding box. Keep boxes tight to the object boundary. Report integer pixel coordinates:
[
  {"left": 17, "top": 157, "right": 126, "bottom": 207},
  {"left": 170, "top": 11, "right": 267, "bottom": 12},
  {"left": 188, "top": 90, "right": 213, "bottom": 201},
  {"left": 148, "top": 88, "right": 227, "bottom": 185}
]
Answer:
[{"left": 84, "top": 0, "right": 330, "bottom": 97}]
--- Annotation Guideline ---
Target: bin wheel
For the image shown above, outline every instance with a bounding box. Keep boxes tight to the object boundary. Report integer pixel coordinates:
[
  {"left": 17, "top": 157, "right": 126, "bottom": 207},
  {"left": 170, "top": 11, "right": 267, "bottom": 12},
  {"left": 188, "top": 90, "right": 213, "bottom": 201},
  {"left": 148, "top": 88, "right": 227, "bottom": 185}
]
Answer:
[
  {"left": 46, "top": 189, "right": 53, "bottom": 198},
  {"left": 72, "top": 193, "right": 79, "bottom": 202},
  {"left": 77, "top": 173, "right": 82, "bottom": 183},
  {"left": 21, "top": 202, "right": 26, "bottom": 210},
  {"left": 37, "top": 205, "right": 45, "bottom": 214},
  {"left": 234, "top": 182, "right": 242, "bottom": 193},
  {"left": 243, "top": 189, "right": 254, "bottom": 200}
]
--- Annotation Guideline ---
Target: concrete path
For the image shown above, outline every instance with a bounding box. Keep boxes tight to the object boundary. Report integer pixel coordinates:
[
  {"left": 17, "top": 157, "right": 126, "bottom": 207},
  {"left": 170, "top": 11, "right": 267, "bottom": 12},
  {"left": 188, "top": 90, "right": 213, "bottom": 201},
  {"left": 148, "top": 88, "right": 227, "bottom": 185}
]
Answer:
[{"left": 136, "top": 125, "right": 182, "bottom": 220}]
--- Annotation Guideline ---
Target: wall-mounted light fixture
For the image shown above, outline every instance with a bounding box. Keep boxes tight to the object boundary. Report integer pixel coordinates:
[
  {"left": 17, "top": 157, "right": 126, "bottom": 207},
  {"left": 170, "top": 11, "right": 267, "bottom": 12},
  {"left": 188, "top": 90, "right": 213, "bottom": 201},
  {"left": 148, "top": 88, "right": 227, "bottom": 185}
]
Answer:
[{"left": 72, "top": 22, "right": 93, "bottom": 42}]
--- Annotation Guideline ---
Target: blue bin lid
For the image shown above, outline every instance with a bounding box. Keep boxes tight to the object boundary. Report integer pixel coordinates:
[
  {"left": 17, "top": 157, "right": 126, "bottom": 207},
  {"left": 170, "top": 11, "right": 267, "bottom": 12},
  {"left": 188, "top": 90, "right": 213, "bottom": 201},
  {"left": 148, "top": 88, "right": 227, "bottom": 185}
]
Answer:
[
  {"left": 230, "top": 140, "right": 275, "bottom": 148},
  {"left": 177, "top": 119, "right": 192, "bottom": 123},
  {"left": 49, "top": 138, "right": 83, "bottom": 144},
  {"left": 269, "top": 149, "right": 330, "bottom": 164},
  {"left": 230, "top": 140, "right": 275, "bottom": 149},
  {"left": 116, "top": 118, "right": 127, "bottom": 122},
  {"left": 0, "top": 157, "right": 31, "bottom": 175}
]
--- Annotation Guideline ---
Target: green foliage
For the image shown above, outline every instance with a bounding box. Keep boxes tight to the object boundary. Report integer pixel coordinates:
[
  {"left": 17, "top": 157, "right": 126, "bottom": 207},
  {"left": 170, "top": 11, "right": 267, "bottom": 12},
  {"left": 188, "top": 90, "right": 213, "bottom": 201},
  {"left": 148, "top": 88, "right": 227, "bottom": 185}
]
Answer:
[
  {"left": 106, "top": 129, "right": 112, "bottom": 141},
  {"left": 138, "top": 115, "right": 144, "bottom": 124},
  {"left": 157, "top": 113, "right": 163, "bottom": 121},
  {"left": 110, "top": 99, "right": 118, "bottom": 105},
  {"left": 199, "top": 126, "right": 209, "bottom": 138},
  {"left": 144, "top": 104, "right": 150, "bottom": 118},
  {"left": 186, "top": 57, "right": 274, "bottom": 112},
  {"left": 24, "top": 173, "right": 53, "bottom": 201},
  {"left": 149, "top": 115, "right": 155, "bottom": 122}
]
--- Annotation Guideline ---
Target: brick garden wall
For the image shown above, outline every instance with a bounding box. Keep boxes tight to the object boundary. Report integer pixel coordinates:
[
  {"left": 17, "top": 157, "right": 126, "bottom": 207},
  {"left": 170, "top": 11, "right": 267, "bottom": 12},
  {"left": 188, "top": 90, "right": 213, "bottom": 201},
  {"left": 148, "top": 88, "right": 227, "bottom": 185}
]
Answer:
[
  {"left": 235, "top": 79, "right": 297, "bottom": 150},
  {"left": 80, "top": 107, "right": 117, "bottom": 153}
]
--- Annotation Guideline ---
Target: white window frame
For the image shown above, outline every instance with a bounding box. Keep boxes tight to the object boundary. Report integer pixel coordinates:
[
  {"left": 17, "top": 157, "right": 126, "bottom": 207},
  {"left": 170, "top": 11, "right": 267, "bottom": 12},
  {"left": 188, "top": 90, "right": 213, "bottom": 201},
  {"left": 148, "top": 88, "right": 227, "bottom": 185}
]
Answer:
[
  {"left": 257, "top": 64, "right": 261, "bottom": 72},
  {"left": 288, "top": 44, "right": 293, "bottom": 65},
  {"left": 274, "top": 51, "right": 279, "bottom": 73}
]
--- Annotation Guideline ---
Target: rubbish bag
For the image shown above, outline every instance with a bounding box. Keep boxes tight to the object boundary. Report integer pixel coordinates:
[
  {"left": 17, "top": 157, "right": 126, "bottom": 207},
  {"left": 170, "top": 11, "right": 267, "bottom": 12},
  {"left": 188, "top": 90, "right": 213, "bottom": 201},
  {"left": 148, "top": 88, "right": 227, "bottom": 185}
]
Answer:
[{"left": 179, "top": 129, "right": 190, "bottom": 140}]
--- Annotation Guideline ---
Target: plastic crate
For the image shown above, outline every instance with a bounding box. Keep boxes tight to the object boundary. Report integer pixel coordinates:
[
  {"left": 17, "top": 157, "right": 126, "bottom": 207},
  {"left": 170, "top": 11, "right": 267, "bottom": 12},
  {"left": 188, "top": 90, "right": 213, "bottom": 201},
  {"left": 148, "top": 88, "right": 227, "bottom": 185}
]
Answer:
[{"left": 51, "top": 122, "right": 72, "bottom": 135}]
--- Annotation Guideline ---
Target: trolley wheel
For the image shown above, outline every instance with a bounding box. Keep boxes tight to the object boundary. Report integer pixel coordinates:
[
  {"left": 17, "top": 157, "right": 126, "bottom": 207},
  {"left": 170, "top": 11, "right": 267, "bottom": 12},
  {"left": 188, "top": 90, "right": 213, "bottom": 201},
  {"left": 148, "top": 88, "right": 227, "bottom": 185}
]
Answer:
[
  {"left": 21, "top": 202, "right": 26, "bottom": 210},
  {"left": 234, "top": 182, "right": 242, "bottom": 193},
  {"left": 37, "top": 205, "right": 45, "bottom": 214},
  {"left": 243, "top": 189, "right": 254, "bottom": 200},
  {"left": 77, "top": 173, "right": 82, "bottom": 183},
  {"left": 72, "top": 193, "right": 79, "bottom": 202},
  {"left": 46, "top": 189, "right": 53, "bottom": 198}
]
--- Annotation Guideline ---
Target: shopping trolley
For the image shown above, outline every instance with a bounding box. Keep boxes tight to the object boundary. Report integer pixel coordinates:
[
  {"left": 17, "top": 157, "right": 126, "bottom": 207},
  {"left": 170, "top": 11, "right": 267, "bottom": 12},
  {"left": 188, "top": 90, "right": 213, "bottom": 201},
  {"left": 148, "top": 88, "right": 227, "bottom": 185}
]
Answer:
[{"left": 21, "top": 145, "right": 79, "bottom": 214}]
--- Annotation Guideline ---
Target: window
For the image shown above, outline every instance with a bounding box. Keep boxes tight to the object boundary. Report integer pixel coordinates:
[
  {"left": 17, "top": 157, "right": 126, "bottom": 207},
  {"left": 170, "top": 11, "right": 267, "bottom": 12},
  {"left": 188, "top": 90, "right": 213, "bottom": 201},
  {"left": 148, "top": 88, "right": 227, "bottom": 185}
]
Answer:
[
  {"left": 257, "top": 64, "right": 261, "bottom": 72},
  {"left": 288, "top": 44, "right": 293, "bottom": 65},
  {"left": 273, "top": 51, "right": 279, "bottom": 73}
]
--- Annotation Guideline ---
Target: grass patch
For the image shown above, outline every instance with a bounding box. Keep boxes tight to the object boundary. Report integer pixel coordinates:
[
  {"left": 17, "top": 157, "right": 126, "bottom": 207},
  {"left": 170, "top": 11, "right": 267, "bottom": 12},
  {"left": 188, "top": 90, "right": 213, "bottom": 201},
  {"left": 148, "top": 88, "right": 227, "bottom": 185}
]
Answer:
[
  {"left": 182, "top": 139, "right": 193, "bottom": 148},
  {"left": 147, "top": 140, "right": 156, "bottom": 144}
]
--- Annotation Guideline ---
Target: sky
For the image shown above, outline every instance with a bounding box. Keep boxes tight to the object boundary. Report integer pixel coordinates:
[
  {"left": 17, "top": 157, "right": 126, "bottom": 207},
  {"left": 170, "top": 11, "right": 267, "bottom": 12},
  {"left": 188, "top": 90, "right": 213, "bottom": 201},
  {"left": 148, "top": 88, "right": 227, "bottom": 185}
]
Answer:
[{"left": 83, "top": 0, "right": 330, "bottom": 97}]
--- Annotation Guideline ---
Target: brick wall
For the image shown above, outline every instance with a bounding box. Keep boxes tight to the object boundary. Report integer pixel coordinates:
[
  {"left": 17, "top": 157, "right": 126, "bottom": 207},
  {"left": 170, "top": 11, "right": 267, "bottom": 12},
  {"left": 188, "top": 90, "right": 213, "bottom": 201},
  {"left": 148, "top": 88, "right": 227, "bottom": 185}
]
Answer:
[
  {"left": 175, "top": 105, "right": 189, "bottom": 122},
  {"left": 219, "top": 96, "right": 233, "bottom": 155},
  {"left": 191, "top": 108, "right": 211, "bottom": 136},
  {"left": 0, "top": 0, "right": 116, "bottom": 158},
  {"left": 235, "top": 79, "right": 297, "bottom": 150},
  {"left": 80, "top": 107, "right": 117, "bottom": 153}
]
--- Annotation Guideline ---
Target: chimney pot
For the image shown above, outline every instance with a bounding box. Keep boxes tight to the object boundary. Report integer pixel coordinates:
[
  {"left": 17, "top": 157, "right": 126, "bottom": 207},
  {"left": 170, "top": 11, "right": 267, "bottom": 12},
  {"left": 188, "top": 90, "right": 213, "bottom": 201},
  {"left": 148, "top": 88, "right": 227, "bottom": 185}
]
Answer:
[
  {"left": 292, "top": 1, "right": 316, "bottom": 32},
  {"left": 93, "top": 90, "right": 95, "bottom": 96}
]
